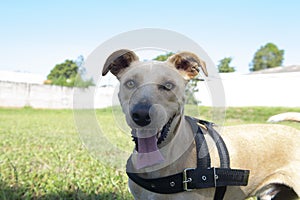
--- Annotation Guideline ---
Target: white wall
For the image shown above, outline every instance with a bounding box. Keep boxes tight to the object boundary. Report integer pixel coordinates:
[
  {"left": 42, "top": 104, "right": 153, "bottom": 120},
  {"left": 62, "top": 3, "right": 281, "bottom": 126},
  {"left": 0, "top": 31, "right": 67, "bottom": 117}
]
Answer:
[
  {"left": 0, "top": 81, "right": 114, "bottom": 109},
  {"left": 197, "top": 72, "right": 300, "bottom": 107},
  {"left": 0, "top": 72, "right": 299, "bottom": 109}
]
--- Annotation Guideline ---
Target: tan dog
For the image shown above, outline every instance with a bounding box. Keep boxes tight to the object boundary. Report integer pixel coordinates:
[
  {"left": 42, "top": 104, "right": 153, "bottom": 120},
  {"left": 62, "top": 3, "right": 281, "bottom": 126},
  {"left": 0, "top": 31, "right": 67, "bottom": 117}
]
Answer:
[{"left": 102, "top": 49, "right": 300, "bottom": 200}]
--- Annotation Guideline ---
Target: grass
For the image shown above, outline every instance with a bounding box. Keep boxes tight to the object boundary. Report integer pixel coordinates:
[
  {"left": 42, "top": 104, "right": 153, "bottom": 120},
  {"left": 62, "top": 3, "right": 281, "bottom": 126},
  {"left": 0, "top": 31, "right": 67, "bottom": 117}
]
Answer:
[
  {"left": 0, "top": 108, "right": 131, "bottom": 200},
  {"left": 0, "top": 106, "right": 299, "bottom": 199}
]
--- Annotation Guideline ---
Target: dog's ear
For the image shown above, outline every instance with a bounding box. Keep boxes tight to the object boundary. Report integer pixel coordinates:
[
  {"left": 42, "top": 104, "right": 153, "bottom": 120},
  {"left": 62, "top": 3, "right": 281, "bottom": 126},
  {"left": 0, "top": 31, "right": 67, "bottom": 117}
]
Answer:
[
  {"left": 167, "top": 52, "right": 208, "bottom": 80},
  {"left": 102, "top": 49, "right": 139, "bottom": 78}
]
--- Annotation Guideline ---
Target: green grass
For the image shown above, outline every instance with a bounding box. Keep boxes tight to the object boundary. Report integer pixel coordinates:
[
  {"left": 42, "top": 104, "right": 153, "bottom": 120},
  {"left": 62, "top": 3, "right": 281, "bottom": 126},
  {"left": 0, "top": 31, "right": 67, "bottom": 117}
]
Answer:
[
  {"left": 0, "top": 108, "right": 131, "bottom": 200},
  {"left": 224, "top": 107, "right": 300, "bottom": 129},
  {"left": 0, "top": 107, "right": 299, "bottom": 199},
  {"left": 185, "top": 106, "right": 300, "bottom": 129}
]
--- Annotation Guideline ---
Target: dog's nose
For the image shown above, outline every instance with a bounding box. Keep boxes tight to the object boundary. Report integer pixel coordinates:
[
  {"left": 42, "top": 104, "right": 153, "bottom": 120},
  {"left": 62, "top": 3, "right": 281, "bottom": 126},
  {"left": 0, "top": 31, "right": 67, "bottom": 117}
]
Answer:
[{"left": 131, "top": 104, "right": 151, "bottom": 127}]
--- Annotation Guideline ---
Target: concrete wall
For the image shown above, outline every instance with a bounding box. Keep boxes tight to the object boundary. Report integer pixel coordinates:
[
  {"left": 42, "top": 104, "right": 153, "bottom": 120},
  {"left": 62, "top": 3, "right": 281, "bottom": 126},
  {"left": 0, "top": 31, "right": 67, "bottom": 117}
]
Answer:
[
  {"left": 197, "top": 72, "right": 300, "bottom": 107},
  {"left": 0, "top": 81, "right": 114, "bottom": 109},
  {"left": 0, "top": 72, "right": 299, "bottom": 109}
]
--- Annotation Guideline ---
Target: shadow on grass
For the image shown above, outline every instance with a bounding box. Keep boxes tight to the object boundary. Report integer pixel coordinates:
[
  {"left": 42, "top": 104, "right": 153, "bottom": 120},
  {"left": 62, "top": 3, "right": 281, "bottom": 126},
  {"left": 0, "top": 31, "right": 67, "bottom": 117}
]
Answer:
[{"left": 0, "top": 181, "right": 133, "bottom": 200}]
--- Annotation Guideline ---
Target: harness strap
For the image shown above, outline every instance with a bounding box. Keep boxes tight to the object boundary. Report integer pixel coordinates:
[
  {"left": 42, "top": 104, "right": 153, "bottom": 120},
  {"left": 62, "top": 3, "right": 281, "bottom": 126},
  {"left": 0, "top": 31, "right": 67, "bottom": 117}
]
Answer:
[
  {"left": 186, "top": 116, "right": 229, "bottom": 200},
  {"left": 126, "top": 116, "right": 250, "bottom": 198},
  {"left": 214, "top": 187, "right": 227, "bottom": 200},
  {"left": 185, "top": 116, "right": 211, "bottom": 169},
  {"left": 127, "top": 168, "right": 249, "bottom": 194},
  {"left": 198, "top": 119, "right": 230, "bottom": 168},
  {"left": 208, "top": 123, "right": 228, "bottom": 200}
]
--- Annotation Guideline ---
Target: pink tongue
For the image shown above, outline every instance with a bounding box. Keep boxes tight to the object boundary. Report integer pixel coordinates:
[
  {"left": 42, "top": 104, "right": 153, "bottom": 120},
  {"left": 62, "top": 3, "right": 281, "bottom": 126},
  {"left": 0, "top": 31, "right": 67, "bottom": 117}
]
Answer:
[{"left": 136, "top": 136, "right": 164, "bottom": 169}]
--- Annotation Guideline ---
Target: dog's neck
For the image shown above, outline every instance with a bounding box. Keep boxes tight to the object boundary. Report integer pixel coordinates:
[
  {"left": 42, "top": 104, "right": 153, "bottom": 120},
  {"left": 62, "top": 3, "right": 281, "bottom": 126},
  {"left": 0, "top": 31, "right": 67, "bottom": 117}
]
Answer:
[
  {"left": 127, "top": 113, "right": 197, "bottom": 177},
  {"left": 157, "top": 113, "right": 182, "bottom": 148}
]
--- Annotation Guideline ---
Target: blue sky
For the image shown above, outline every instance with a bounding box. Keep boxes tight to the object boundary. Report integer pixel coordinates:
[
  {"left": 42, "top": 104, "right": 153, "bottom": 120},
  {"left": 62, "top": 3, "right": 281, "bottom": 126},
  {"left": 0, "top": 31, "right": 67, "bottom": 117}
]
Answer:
[{"left": 1, "top": 0, "right": 299, "bottom": 77}]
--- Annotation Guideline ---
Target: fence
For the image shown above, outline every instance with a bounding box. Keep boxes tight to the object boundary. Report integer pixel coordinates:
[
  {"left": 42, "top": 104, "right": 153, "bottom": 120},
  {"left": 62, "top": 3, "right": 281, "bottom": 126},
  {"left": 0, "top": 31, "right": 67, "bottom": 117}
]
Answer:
[
  {"left": 0, "top": 72, "right": 299, "bottom": 109},
  {"left": 0, "top": 81, "right": 114, "bottom": 109},
  {"left": 197, "top": 72, "right": 300, "bottom": 107}
]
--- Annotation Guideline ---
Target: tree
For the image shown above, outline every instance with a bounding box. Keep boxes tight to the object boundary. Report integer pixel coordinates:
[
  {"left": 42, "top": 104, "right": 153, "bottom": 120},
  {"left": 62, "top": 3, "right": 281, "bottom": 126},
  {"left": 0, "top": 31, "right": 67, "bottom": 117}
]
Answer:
[
  {"left": 250, "top": 43, "right": 284, "bottom": 71},
  {"left": 153, "top": 52, "right": 201, "bottom": 105},
  {"left": 153, "top": 52, "right": 174, "bottom": 61},
  {"left": 217, "top": 57, "right": 235, "bottom": 73},
  {"left": 46, "top": 56, "right": 94, "bottom": 88}
]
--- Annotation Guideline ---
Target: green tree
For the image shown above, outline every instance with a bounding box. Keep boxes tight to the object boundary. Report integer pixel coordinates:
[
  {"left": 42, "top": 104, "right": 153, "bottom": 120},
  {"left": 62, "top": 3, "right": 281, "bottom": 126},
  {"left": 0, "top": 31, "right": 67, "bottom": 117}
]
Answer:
[
  {"left": 46, "top": 57, "right": 94, "bottom": 88},
  {"left": 153, "top": 52, "right": 201, "bottom": 105},
  {"left": 250, "top": 43, "right": 284, "bottom": 71},
  {"left": 153, "top": 52, "right": 174, "bottom": 61},
  {"left": 217, "top": 57, "right": 235, "bottom": 73}
]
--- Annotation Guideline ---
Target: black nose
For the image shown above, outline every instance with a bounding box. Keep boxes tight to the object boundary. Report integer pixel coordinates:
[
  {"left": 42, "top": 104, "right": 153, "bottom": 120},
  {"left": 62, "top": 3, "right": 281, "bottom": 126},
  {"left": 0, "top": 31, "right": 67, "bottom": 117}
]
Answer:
[{"left": 131, "top": 104, "right": 151, "bottom": 127}]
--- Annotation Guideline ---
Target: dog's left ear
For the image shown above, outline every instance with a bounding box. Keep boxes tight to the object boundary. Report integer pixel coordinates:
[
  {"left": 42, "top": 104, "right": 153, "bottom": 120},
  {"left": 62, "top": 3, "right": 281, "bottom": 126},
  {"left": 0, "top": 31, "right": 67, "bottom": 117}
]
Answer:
[
  {"left": 102, "top": 49, "right": 139, "bottom": 79},
  {"left": 167, "top": 52, "right": 208, "bottom": 80}
]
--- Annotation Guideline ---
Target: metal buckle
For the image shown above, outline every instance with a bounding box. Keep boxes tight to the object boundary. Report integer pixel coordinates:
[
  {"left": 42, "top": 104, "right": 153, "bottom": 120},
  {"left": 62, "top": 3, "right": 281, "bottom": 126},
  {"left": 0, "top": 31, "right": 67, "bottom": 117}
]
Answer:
[
  {"left": 183, "top": 168, "right": 195, "bottom": 191},
  {"left": 213, "top": 167, "right": 218, "bottom": 187}
]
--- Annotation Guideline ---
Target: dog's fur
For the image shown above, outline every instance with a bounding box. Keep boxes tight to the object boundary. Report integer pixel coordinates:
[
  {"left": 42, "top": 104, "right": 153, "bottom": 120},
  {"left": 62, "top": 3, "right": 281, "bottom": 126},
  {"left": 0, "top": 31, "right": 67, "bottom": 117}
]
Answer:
[
  {"left": 102, "top": 49, "right": 300, "bottom": 200},
  {"left": 268, "top": 112, "right": 300, "bottom": 123}
]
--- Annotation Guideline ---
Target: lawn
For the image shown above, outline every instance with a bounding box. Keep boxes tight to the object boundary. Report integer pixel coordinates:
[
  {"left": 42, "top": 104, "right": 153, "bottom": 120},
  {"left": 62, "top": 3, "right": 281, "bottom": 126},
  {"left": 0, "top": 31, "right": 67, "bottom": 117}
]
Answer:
[{"left": 0, "top": 107, "right": 299, "bottom": 199}]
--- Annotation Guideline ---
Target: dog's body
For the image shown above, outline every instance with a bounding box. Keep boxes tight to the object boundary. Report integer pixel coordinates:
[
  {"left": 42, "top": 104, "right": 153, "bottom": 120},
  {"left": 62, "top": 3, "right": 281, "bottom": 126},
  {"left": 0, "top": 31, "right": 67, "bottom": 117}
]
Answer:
[
  {"left": 268, "top": 112, "right": 300, "bottom": 123},
  {"left": 102, "top": 50, "right": 300, "bottom": 200}
]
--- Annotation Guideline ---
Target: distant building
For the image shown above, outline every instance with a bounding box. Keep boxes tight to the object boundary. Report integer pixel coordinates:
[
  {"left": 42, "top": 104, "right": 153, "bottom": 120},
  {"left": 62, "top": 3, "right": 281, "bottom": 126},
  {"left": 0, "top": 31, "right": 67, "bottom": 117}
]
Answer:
[{"left": 0, "top": 71, "right": 45, "bottom": 84}]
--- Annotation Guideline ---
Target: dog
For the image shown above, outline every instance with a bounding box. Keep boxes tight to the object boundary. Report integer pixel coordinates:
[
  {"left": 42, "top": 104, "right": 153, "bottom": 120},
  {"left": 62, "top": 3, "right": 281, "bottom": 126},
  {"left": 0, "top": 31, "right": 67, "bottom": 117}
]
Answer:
[
  {"left": 102, "top": 49, "right": 300, "bottom": 200},
  {"left": 267, "top": 112, "right": 300, "bottom": 123}
]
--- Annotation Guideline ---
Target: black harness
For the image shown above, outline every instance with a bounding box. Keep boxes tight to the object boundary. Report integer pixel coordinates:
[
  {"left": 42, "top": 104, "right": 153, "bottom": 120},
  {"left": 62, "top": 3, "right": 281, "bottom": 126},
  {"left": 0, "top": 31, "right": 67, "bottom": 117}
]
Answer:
[{"left": 127, "top": 116, "right": 250, "bottom": 200}]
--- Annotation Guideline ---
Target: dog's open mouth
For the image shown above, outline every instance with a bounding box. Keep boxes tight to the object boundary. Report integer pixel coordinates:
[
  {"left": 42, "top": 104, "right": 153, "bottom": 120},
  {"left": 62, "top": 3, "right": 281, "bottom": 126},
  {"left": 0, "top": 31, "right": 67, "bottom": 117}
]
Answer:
[
  {"left": 131, "top": 115, "right": 175, "bottom": 169},
  {"left": 132, "top": 115, "right": 175, "bottom": 151}
]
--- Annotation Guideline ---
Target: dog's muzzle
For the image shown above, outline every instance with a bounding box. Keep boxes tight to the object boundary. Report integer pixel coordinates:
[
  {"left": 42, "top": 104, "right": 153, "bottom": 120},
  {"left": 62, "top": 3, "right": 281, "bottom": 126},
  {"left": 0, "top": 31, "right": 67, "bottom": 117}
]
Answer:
[{"left": 129, "top": 103, "right": 173, "bottom": 169}]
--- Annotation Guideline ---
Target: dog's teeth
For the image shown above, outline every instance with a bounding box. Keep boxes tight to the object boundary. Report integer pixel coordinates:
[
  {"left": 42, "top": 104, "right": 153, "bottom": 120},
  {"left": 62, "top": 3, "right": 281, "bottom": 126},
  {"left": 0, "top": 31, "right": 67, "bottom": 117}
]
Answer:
[{"left": 156, "top": 131, "right": 161, "bottom": 139}]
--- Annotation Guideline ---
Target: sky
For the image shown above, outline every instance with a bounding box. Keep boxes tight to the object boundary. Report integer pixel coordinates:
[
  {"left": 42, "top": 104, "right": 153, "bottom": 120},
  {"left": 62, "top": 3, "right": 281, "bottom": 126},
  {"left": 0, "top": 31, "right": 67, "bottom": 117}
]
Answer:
[{"left": 0, "top": 0, "right": 300, "bottom": 78}]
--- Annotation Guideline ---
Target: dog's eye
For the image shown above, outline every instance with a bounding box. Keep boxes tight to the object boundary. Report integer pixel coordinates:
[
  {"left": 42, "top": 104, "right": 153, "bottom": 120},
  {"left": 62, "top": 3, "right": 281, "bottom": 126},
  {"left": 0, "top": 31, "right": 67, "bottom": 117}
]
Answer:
[
  {"left": 160, "top": 82, "right": 174, "bottom": 91},
  {"left": 125, "top": 80, "right": 136, "bottom": 89}
]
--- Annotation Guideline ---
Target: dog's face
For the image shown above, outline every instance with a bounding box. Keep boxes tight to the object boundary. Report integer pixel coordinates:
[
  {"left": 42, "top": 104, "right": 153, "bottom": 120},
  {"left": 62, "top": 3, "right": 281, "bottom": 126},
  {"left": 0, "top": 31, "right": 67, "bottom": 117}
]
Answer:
[
  {"left": 102, "top": 49, "right": 207, "bottom": 168},
  {"left": 119, "top": 61, "right": 190, "bottom": 133}
]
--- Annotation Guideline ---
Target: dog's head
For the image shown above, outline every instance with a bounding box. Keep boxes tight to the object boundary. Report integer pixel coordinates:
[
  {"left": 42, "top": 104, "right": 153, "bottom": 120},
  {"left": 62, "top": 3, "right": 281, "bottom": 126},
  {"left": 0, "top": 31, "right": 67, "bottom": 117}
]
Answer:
[{"left": 102, "top": 49, "right": 207, "bottom": 168}]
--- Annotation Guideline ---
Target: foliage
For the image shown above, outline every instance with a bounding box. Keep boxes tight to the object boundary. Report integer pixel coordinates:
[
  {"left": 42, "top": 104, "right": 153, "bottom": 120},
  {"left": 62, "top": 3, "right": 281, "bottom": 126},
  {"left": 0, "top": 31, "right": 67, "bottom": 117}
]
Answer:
[
  {"left": 184, "top": 78, "right": 202, "bottom": 105},
  {"left": 152, "top": 52, "right": 174, "bottom": 61},
  {"left": 153, "top": 52, "right": 201, "bottom": 105},
  {"left": 46, "top": 56, "right": 94, "bottom": 88},
  {"left": 250, "top": 43, "right": 284, "bottom": 71},
  {"left": 74, "top": 76, "right": 95, "bottom": 88},
  {"left": 217, "top": 57, "right": 235, "bottom": 73},
  {"left": 0, "top": 107, "right": 299, "bottom": 199}
]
